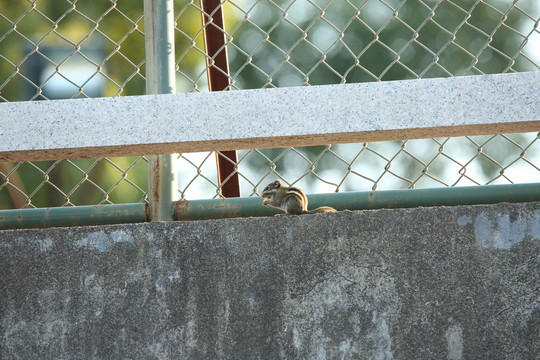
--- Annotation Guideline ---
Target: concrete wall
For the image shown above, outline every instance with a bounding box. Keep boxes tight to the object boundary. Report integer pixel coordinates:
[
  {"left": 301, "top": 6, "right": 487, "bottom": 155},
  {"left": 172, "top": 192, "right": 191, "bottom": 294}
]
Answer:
[{"left": 1, "top": 201, "right": 539, "bottom": 359}]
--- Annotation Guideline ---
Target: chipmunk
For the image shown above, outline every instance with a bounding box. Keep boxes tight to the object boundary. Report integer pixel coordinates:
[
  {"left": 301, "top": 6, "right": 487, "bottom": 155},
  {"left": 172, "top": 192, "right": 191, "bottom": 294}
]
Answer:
[{"left": 261, "top": 180, "right": 336, "bottom": 215}]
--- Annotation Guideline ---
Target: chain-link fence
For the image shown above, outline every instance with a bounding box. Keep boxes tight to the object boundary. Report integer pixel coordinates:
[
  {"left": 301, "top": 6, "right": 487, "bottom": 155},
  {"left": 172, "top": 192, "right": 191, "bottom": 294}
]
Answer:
[{"left": 1, "top": 0, "right": 539, "bottom": 210}]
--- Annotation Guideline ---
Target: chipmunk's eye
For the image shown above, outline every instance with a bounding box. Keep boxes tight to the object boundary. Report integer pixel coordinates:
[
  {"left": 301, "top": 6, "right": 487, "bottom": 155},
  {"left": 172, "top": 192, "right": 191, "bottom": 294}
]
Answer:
[{"left": 264, "top": 186, "right": 270, "bottom": 191}]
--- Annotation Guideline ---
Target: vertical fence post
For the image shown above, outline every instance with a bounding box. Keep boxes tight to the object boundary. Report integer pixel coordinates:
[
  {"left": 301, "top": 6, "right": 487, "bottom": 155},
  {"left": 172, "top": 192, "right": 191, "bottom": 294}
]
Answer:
[
  {"left": 201, "top": 0, "right": 241, "bottom": 198},
  {"left": 144, "top": 0, "right": 178, "bottom": 221}
]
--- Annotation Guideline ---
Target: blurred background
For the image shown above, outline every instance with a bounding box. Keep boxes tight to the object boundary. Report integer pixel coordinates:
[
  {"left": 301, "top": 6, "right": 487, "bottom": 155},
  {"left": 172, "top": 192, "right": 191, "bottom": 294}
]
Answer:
[{"left": 1, "top": 0, "right": 539, "bottom": 209}]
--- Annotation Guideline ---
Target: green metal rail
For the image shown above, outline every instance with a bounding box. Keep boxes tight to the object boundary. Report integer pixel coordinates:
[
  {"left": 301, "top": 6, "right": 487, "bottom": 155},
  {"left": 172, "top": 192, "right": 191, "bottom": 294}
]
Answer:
[
  {"left": 0, "top": 203, "right": 148, "bottom": 230},
  {"left": 1, "top": 183, "right": 539, "bottom": 230},
  {"left": 175, "top": 182, "right": 540, "bottom": 220}
]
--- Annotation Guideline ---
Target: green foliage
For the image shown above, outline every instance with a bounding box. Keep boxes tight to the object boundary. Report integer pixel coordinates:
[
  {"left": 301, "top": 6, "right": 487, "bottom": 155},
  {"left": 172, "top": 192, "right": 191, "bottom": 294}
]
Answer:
[{"left": 229, "top": 0, "right": 538, "bottom": 89}]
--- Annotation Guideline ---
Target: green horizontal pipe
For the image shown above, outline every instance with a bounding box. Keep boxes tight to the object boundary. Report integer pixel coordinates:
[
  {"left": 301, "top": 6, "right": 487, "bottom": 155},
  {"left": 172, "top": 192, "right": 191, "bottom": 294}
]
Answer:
[
  {"left": 0, "top": 203, "right": 148, "bottom": 230},
  {"left": 311, "top": 182, "right": 540, "bottom": 210},
  {"left": 1, "top": 183, "right": 539, "bottom": 229},
  {"left": 175, "top": 197, "right": 279, "bottom": 221},
  {"left": 175, "top": 183, "right": 540, "bottom": 221}
]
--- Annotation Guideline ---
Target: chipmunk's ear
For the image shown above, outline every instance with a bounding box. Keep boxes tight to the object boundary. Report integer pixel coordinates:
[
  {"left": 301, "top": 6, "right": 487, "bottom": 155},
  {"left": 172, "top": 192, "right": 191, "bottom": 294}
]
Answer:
[{"left": 273, "top": 180, "right": 281, "bottom": 188}]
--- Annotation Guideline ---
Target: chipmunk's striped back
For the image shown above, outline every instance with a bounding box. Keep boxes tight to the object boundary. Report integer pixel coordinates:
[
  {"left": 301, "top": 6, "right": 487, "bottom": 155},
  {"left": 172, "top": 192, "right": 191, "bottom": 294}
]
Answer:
[{"left": 281, "top": 186, "right": 308, "bottom": 214}]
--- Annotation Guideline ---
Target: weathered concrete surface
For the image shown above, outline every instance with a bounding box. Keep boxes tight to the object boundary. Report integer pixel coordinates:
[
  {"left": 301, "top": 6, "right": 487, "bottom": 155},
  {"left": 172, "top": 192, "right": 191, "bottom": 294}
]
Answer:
[{"left": 1, "top": 202, "right": 539, "bottom": 359}]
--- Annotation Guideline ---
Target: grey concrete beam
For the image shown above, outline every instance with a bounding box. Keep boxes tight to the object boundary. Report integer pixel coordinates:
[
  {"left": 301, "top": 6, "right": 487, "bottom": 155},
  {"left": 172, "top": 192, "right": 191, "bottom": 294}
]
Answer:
[{"left": 1, "top": 72, "right": 539, "bottom": 162}]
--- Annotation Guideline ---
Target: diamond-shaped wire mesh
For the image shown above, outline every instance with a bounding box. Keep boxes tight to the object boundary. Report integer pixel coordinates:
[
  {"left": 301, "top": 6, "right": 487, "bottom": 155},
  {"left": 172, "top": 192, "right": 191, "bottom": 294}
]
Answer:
[
  {"left": 176, "top": 0, "right": 540, "bottom": 198},
  {"left": 0, "top": 0, "right": 147, "bottom": 209},
  {"left": 1, "top": 0, "right": 540, "bottom": 210}
]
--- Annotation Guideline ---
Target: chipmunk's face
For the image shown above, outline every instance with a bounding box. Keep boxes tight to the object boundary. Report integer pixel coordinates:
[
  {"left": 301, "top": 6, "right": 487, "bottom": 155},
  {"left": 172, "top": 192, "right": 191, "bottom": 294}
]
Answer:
[
  {"left": 262, "top": 180, "right": 281, "bottom": 195},
  {"left": 261, "top": 180, "right": 282, "bottom": 204}
]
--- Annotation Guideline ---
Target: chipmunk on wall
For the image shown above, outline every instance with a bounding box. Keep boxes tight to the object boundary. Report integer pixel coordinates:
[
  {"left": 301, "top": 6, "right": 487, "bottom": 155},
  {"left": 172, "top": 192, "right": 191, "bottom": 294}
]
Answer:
[{"left": 261, "top": 180, "right": 336, "bottom": 215}]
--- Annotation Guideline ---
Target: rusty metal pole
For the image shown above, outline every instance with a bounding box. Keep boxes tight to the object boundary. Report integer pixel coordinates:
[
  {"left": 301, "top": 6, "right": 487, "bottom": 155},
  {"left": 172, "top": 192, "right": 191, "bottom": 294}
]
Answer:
[
  {"left": 201, "top": 0, "right": 241, "bottom": 197},
  {"left": 144, "top": 0, "right": 178, "bottom": 220}
]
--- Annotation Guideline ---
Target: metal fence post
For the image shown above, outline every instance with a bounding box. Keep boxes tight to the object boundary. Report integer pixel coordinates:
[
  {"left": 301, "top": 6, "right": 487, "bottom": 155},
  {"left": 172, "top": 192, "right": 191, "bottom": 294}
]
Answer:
[
  {"left": 200, "top": 0, "right": 241, "bottom": 198},
  {"left": 144, "top": 0, "right": 178, "bottom": 221}
]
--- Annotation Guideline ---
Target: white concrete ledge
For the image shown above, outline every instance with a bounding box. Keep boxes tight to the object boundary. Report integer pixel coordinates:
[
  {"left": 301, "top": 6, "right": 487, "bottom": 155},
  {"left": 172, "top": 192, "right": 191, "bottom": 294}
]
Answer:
[{"left": 1, "top": 72, "right": 539, "bottom": 162}]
